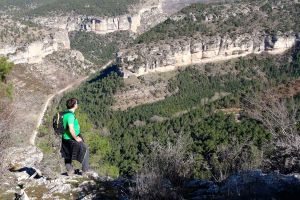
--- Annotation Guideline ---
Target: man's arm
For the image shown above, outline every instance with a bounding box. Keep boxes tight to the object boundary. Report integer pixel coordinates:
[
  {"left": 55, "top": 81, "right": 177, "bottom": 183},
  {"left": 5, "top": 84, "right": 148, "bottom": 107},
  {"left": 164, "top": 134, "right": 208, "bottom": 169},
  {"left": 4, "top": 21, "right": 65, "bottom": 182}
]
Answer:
[
  {"left": 69, "top": 124, "right": 82, "bottom": 142},
  {"left": 67, "top": 115, "right": 82, "bottom": 142}
]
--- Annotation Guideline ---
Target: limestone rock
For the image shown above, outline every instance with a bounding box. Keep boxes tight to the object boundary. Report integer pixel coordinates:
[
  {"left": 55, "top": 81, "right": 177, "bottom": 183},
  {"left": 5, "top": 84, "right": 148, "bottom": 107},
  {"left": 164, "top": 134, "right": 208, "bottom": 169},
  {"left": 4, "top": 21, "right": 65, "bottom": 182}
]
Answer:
[
  {"left": 1, "top": 146, "right": 43, "bottom": 172},
  {"left": 7, "top": 30, "right": 70, "bottom": 65},
  {"left": 117, "top": 33, "right": 299, "bottom": 77}
]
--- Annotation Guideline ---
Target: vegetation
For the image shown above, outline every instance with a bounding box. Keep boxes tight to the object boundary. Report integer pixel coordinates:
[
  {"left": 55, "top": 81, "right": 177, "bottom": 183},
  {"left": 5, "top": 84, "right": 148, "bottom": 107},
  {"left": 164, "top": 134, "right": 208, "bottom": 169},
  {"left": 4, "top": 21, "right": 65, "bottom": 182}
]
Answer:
[
  {"left": 0, "top": 0, "right": 43, "bottom": 8},
  {"left": 136, "top": 0, "right": 300, "bottom": 44},
  {"left": 70, "top": 31, "right": 133, "bottom": 66},
  {"left": 0, "top": 57, "right": 14, "bottom": 154},
  {"left": 0, "top": 57, "right": 14, "bottom": 102},
  {"left": 0, "top": 57, "right": 13, "bottom": 83},
  {"left": 43, "top": 51, "right": 298, "bottom": 179},
  {"left": 28, "top": 0, "right": 139, "bottom": 17}
]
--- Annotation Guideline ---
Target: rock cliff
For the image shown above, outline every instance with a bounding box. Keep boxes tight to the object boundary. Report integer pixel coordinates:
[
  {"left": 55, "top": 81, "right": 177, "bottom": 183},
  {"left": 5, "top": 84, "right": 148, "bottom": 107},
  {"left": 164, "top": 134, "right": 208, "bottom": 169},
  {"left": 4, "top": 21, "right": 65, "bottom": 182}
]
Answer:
[
  {"left": 30, "top": 1, "right": 215, "bottom": 35},
  {"left": 118, "top": 33, "right": 299, "bottom": 77},
  {"left": 1, "top": 30, "right": 70, "bottom": 64},
  {"left": 31, "top": 4, "right": 167, "bottom": 35},
  {"left": 117, "top": 0, "right": 300, "bottom": 77}
]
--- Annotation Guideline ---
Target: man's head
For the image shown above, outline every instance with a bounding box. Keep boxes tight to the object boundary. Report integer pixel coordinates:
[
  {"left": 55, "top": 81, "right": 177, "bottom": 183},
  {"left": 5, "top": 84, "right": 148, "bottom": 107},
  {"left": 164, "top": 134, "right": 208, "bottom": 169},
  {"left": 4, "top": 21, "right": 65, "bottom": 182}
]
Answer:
[{"left": 66, "top": 98, "right": 78, "bottom": 109}]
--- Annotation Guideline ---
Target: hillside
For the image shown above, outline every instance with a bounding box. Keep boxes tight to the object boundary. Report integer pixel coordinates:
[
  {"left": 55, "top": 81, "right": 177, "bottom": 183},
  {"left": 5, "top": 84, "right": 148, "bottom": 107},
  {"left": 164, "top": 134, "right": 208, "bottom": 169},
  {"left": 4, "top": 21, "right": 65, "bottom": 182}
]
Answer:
[
  {"left": 136, "top": 0, "right": 300, "bottom": 43},
  {"left": 28, "top": 0, "right": 140, "bottom": 17},
  {"left": 118, "top": 0, "right": 300, "bottom": 76},
  {"left": 0, "top": 0, "right": 140, "bottom": 16},
  {"left": 1, "top": 0, "right": 300, "bottom": 199}
]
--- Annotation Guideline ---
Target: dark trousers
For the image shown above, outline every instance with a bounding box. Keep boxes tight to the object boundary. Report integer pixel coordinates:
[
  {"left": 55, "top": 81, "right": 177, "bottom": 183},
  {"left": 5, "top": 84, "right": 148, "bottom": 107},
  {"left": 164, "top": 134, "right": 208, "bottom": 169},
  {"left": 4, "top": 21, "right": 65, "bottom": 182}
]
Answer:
[{"left": 65, "top": 147, "right": 90, "bottom": 172}]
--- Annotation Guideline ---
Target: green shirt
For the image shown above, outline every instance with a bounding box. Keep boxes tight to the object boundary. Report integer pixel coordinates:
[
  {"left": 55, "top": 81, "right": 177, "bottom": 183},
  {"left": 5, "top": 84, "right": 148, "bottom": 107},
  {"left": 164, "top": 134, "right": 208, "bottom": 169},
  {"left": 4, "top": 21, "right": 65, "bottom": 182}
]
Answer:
[{"left": 63, "top": 110, "right": 80, "bottom": 140}]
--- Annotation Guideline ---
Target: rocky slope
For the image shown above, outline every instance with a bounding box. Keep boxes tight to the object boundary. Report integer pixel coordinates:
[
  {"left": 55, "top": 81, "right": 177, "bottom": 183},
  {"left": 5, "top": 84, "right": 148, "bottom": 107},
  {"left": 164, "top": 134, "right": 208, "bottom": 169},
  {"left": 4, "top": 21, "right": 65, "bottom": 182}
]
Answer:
[
  {"left": 117, "top": 0, "right": 300, "bottom": 77},
  {"left": 1, "top": 166, "right": 299, "bottom": 199},
  {"left": 0, "top": 16, "right": 71, "bottom": 65}
]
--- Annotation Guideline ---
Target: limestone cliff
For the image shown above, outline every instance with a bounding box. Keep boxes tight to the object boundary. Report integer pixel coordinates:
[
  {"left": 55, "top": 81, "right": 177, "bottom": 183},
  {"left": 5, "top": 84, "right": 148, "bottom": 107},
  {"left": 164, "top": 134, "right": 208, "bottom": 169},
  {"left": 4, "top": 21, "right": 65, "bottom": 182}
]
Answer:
[
  {"left": 31, "top": 5, "right": 167, "bottom": 35},
  {"left": 118, "top": 33, "right": 299, "bottom": 77},
  {"left": 0, "top": 30, "right": 70, "bottom": 64},
  {"left": 30, "top": 1, "right": 214, "bottom": 35},
  {"left": 117, "top": 0, "right": 300, "bottom": 77}
]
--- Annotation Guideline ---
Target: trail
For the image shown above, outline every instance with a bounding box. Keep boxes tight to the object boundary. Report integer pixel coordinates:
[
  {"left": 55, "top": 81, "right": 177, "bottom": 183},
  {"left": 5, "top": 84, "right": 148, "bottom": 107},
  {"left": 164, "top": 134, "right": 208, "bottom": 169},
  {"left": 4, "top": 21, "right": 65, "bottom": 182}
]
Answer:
[{"left": 29, "top": 61, "right": 113, "bottom": 145}]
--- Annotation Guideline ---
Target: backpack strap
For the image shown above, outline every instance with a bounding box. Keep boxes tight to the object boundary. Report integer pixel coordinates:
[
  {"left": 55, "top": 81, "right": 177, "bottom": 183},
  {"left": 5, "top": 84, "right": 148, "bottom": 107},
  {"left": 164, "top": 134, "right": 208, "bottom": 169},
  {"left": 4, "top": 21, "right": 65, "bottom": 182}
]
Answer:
[{"left": 62, "top": 110, "right": 76, "bottom": 119}]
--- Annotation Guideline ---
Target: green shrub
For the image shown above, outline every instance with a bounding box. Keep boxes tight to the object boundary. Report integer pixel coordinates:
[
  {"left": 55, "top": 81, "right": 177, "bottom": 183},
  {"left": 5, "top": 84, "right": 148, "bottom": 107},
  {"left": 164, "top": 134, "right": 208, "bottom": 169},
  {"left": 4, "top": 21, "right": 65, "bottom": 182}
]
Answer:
[{"left": 0, "top": 57, "right": 13, "bottom": 83}]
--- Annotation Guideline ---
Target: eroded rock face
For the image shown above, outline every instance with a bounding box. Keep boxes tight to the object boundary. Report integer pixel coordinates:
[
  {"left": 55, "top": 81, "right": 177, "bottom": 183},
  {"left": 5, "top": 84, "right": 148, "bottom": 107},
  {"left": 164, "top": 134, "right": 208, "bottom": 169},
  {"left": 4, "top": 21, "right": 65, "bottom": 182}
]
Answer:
[
  {"left": 79, "top": 5, "right": 167, "bottom": 34},
  {"left": 31, "top": 2, "right": 167, "bottom": 34},
  {"left": 117, "top": 33, "right": 299, "bottom": 77},
  {"left": 6, "top": 30, "right": 70, "bottom": 64}
]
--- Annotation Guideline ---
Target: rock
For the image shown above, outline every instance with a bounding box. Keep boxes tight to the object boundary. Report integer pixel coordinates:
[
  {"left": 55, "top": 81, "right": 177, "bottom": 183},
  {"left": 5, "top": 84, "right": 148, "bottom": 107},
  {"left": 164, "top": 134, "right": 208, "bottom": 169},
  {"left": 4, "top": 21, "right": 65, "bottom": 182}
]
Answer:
[
  {"left": 8, "top": 30, "right": 70, "bottom": 64},
  {"left": 149, "top": 115, "right": 169, "bottom": 123},
  {"left": 0, "top": 45, "right": 17, "bottom": 55},
  {"left": 70, "top": 50, "right": 85, "bottom": 62},
  {"left": 117, "top": 32, "right": 299, "bottom": 77},
  {"left": 15, "top": 172, "right": 30, "bottom": 181},
  {"left": 15, "top": 184, "right": 30, "bottom": 200},
  {"left": 31, "top": 1, "right": 168, "bottom": 35},
  {"left": 1, "top": 146, "right": 43, "bottom": 172},
  {"left": 185, "top": 171, "right": 300, "bottom": 199},
  {"left": 133, "top": 120, "right": 146, "bottom": 127}
]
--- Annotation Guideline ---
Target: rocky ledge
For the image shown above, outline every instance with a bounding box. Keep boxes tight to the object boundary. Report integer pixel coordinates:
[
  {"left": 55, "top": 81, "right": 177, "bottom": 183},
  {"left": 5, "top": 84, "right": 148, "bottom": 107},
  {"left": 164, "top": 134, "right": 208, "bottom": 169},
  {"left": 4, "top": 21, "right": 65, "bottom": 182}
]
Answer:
[
  {"left": 117, "top": 32, "right": 300, "bottom": 77},
  {"left": 2, "top": 167, "right": 300, "bottom": 199},
  {"left": 1, "top": 30, "right": 70, "bottom": 65}
]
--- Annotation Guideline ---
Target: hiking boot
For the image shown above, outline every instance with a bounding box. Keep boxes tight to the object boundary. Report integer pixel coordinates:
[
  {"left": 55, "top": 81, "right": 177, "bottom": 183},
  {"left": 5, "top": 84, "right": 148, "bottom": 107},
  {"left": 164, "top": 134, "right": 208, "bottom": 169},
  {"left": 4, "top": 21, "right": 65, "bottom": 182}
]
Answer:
[{"left": 67, "top": 169, "right": 76, "bottom": 176}]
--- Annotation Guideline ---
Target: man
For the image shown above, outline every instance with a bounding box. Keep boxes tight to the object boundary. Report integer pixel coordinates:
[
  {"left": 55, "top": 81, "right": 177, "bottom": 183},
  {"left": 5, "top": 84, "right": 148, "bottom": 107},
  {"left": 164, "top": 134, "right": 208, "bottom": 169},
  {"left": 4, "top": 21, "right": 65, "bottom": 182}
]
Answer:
[{"left": 60, "top": 98, "right": 90, "bottom": 175}]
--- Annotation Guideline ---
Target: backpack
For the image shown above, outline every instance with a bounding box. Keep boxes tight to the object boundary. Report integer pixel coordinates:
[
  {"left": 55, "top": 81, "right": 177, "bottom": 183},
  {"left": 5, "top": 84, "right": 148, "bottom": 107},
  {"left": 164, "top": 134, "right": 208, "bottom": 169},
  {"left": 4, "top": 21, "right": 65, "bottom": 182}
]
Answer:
[{"left": 52, "top": 111, "right": 73, "bottom": 135}]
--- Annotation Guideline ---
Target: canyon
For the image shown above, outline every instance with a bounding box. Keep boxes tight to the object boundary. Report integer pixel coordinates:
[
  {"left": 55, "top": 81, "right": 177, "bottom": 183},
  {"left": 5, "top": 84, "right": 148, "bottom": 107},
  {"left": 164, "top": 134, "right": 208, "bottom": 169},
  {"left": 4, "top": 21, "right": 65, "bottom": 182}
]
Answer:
[{"left": 0, "top": 0, "right": 299, "bottom": 198}]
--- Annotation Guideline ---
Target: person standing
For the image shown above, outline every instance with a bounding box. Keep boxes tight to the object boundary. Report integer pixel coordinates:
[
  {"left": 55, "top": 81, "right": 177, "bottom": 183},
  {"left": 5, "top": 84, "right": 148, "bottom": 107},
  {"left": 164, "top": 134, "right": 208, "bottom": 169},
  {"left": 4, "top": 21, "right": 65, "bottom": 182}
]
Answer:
[{"left": 60, "top": 98, "right": 90, "bottom": 175}]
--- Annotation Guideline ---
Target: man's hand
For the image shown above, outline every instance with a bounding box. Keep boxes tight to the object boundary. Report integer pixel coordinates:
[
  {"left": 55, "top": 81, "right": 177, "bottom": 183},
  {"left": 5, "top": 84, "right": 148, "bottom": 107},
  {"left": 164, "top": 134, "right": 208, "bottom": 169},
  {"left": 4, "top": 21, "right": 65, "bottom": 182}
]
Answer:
[{"left": 75, "top": 136, "right": 82, "bottom": 143}]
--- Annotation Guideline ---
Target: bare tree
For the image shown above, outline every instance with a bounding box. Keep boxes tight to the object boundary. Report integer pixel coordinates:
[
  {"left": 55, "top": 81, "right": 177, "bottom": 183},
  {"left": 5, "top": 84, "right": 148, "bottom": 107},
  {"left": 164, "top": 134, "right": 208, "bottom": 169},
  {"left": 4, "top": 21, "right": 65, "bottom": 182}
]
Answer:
[
  {"left": 132, "top": 135, "right": 194, "bottom": 199},
  {"left": 210, "top": 136, "right": 263, "bottom": 182},
  {"left": 243, "top": 91, "right": 300, "bottom": 173}
]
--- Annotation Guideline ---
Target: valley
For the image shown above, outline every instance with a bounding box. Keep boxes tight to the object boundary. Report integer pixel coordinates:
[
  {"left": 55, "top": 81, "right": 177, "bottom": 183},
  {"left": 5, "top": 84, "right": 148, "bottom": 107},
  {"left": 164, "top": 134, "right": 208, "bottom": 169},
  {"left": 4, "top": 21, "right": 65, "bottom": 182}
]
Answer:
[{"left": 0, "top": 0, "right": 299, "bottom": 199}]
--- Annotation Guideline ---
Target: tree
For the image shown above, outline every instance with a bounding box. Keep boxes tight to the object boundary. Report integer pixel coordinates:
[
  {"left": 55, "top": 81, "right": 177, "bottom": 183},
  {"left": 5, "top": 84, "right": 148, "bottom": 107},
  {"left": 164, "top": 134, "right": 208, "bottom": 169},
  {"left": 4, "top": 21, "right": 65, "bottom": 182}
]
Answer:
[
  {"left": 0, "top": 57, "right": 14, "bottom": 83},
  {"left": 244, "top": 91, "right": 300, "bottom": 173}
]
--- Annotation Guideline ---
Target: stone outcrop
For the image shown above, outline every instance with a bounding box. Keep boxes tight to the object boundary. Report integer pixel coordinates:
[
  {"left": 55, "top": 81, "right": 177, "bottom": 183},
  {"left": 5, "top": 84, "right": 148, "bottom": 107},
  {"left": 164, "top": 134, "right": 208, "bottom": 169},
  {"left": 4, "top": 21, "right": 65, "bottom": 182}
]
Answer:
[
  {"left": 117, "top": 33, "right": 300, "bottom": 77},
  {"left": 2, "top": 30, "right": 70, "bottom": 64},
  {"left": 183, "top": 170, "right": 300, "bottom": 199},
  {"left": 30, "top": 1, "right": 222, "bottom": 35},
  {"left": 33, "top": 5, "right": 167, "bottom": 35},
  {"left": 1, "top": 146, "right": 43, "bottom": 172}
]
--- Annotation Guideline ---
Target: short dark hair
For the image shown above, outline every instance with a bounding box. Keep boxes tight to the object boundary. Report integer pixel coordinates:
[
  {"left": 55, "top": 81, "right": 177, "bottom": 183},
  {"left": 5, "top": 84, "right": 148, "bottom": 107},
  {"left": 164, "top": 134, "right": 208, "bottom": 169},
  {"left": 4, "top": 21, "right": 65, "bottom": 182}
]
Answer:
[{"left": 66, "top": 98, "right": 78, "bottom": 109}]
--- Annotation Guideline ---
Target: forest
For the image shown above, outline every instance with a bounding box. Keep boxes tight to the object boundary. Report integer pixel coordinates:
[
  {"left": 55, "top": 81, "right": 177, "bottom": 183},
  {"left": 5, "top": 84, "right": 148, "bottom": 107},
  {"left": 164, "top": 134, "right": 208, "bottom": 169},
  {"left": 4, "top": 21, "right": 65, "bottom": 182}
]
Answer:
[
  {"left": 135, "top": 0, "right": 300, "bottom": 44},
  {"left": 38, "top": 49, "right": 300, "bottom": 179},
  {"left": 69, "top": 31, "right": 133, "bottom": 66}
]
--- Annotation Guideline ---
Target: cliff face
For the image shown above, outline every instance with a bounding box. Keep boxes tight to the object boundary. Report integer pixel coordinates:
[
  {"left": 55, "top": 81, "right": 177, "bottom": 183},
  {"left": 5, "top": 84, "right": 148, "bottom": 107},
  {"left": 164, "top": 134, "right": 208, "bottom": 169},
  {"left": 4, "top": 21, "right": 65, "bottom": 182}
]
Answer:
[
  {"left": 0, "top": 30, "right": 70, "bottom": 64},
  {"left": 117, "top": 33, "right": 299, "bottom": 77},
  {"left": 117, "top": 0, "right": 300, "bottom": 77},
  {"left": 32, "top": 5, "right": 167, "bottom": 34}
]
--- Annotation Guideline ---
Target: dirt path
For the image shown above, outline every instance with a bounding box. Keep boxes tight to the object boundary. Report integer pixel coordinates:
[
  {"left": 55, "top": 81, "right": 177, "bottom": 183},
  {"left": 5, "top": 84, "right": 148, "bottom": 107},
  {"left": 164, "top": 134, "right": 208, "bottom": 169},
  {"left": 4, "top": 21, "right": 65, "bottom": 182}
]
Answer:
[{"left": 30, "top": 61, "right": 113, "bottom": 145}]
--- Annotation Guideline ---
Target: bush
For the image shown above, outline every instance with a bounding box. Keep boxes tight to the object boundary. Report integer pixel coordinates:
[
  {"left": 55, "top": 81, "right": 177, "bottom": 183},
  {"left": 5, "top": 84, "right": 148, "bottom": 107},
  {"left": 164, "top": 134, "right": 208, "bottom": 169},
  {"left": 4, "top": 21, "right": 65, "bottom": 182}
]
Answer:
[
  {"left": 132, "top": 136, "right": 194, "bottom": 199},
  {"left": 0, "top": 57, "right": 13, "bottom": 83}
]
